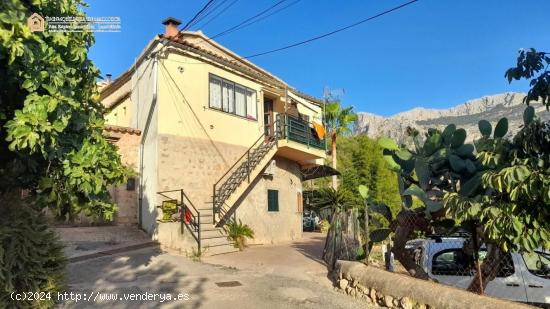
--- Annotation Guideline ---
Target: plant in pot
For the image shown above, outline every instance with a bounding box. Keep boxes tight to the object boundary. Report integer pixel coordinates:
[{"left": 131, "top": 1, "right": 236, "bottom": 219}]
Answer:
[{"left": 227, "top": 219, "right": 255, "bottom": 251}]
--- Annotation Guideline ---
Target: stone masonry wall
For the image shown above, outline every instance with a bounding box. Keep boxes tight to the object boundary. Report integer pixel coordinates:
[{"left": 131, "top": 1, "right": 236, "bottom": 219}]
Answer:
[
  {"left": 234, "top": 157, "right": 303, "bottom": 244},
  {"left": 157, "top": 134, "right": 303, "bottom": 244},
  {"left": 106, "top": 128, "right": 140, "bottom": 226},
  {"left": 333, "top": 260, "right": 533, "bottom": 309}
]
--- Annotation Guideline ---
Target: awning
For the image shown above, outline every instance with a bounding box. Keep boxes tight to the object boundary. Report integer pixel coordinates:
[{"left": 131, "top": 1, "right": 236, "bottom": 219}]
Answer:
[{"left": 301, "top": 165, "right": 340, "bottom": 181}]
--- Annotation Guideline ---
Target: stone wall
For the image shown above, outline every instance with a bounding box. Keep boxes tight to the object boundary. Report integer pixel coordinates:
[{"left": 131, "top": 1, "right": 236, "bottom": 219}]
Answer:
[
  {"left": 105, "top": 126, "right": 140, "bottom": 226},
  {"left": 157, "top": 134, "right": 248, "bottom": 208},
  {"left": 333, "top": 260, "right": 534, "bottom": 309},
  {"left": 234, "top": 156, "right": 303, "bottom": 244},
  {"left": 156, "top": 133, "right": 303, "bottom": 244}
]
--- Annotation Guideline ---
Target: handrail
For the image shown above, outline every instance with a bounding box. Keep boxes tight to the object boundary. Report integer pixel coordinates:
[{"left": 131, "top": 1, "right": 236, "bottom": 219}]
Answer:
[
  {"left": 157, "top": 189, "right": 201, "bottom": 252},
  {"left": 213, "top": 133, "right": 266, "bottom": 189},
  {"left": 212, "top": 131, "right": 278, "bottom": 222},
  {"left": 277, "top": 113, "right": 326, "bottom": 150}
]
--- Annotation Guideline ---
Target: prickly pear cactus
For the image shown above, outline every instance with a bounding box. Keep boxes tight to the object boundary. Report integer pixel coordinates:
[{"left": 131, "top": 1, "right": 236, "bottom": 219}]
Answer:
[{"left": 379, "top": 123, "right": 480, "bottom": 216}]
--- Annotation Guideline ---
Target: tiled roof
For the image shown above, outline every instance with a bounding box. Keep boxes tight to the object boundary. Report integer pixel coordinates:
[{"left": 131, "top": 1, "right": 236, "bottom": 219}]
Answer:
[{"left": 104, "top": 125, "right": 141, "bottom": 135}]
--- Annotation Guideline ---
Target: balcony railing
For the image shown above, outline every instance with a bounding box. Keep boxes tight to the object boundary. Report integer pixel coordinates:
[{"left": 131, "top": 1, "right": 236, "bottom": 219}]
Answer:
[{"left": 276, "top": 114, "right": 326, "bottom": 150}]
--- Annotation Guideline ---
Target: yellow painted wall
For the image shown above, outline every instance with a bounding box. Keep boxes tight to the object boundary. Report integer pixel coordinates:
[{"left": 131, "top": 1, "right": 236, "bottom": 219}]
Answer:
[
  {"left": 102, "top": 45, "right": 326, "bottom": 158},
  {"left": 156, "top": 51, "right": 325, "bottom": 150},
  {"left": 157, "top": 52, "right": 264, "bottom": 147},
  {"left": 105, "top": 96, "right": 132, "bottom": 127}
]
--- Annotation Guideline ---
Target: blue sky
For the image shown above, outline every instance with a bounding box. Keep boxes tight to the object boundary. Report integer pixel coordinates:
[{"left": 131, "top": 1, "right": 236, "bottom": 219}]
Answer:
[{"left": 86, "top": 0, "right": 550, "bottom": 116}]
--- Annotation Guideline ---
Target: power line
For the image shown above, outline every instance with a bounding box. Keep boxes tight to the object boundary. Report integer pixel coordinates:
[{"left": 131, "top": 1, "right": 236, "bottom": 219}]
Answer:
[
  {"left": 210, "top": 0, "right": 289, "bottom": 40},
  {"left": 196, "top": 0, "right": 240, "bottom": 30},
  {"left": 182, "top": 0, "right": 218, "bottom": 31},
  {"left": 241, "top": 0, "right": 420, "bottom": 59},
  {"left": 215, "top": 0, "right": 302, "bottom": 39},
  {"left": 187, "top": 0, "right": 229, "bottom": 30}
]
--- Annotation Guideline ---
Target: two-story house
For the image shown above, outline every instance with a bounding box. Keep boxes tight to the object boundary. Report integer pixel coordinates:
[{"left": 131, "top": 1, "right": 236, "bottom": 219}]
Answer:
[{"left": 100, "top": 17, "right": 336, "bottom": 255}]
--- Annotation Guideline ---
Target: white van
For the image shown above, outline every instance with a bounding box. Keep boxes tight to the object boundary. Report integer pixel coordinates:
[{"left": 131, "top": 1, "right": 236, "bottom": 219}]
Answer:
[{"left": 406, "top": 237, "right": 550, "bottom": 307}]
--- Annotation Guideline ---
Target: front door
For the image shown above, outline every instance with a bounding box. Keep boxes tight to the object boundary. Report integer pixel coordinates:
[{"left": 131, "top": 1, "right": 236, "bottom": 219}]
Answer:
[{"left": 264, "top": 99, "right": 274, "bottom": 140}]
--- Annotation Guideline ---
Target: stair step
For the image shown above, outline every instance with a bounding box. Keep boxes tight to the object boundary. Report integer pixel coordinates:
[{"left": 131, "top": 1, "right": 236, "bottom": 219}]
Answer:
[
  {"left": 200, "top": 229, "right": 226, "bottom": 239},
  {"left": 202, "top": 237, "right": 232, "bottom": 247},
  {"left": 205, "top": 243, "right": 239, "bottom": 256}
]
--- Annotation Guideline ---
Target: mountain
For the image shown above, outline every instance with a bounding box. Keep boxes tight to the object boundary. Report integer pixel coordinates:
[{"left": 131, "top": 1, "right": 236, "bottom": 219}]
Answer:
[{"left": 354, "top": 92, "right": 550, "bottom": 144}]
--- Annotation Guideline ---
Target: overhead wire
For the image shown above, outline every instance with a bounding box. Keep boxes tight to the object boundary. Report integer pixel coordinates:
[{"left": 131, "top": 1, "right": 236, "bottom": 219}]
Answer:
[
  {"left": 240, "top": 0, "right": 420, "bottom": 59},
  {"left": 181, "top": 0, "right": 218, "bottom": 31},
  {"left": 208, "top": 0, "right": 289, "bottom": 40},
  {"left": 196, "top": 0, "right": 240, "bottom": 30},
  {"left": 212, "top": 0, "right": 302, "bottom": 39},
  {"left": 187, "top": 0, "right": 230, "bottom": 30}
]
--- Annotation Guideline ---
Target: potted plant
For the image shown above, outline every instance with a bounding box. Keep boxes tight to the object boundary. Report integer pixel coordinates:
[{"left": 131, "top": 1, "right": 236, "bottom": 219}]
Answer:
[{"left": 227, "top": 219, "right": 255, "bottom": 251}]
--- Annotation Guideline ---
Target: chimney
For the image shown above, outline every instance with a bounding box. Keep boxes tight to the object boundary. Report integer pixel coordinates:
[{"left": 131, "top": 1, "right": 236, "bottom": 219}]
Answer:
[
  {"left": 106, "top": 73, "right": 112, "bottom": 84},
  {"left": 162, "top": 17, "right": 182, "bottom": 38}
]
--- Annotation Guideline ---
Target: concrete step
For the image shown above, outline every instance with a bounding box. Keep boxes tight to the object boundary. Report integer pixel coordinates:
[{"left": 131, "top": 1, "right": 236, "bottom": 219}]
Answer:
[
  {"left": 200, "top": 229, "right": 226, "bottom": 239},
  {"left": 204, "top": 243, "right": 239, "bottom": 256},
  {"left": 202, "top": 236, "right": 232, "bottom": 247}
]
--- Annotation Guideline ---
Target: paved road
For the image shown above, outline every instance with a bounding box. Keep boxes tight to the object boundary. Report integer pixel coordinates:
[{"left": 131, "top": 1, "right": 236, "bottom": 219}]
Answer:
[{"left": 62, "top": 246, "right": 371, "bottom": 309}]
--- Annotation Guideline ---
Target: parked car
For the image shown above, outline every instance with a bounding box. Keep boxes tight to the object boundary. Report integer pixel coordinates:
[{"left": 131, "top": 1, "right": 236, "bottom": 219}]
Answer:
[
  {"left": 406, "top": 237, "right": 550, "bottom": 307},
  {"left": 302, "top": 209, "right": 319, "bottom": 232}
]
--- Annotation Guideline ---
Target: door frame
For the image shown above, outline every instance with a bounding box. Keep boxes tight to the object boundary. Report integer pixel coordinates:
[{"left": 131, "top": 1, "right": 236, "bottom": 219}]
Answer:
[{"left": 264, "top": 98, "right": 274, "bottom": 141}]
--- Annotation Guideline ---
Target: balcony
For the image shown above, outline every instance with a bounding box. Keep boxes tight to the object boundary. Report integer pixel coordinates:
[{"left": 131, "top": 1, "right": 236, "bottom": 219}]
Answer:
[{"left": 274, "top": 114, "right": 327, "bottom": 163}]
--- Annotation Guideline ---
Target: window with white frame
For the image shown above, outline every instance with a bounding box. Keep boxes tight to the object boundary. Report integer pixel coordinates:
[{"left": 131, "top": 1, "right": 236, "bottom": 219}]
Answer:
[{"left": 209, "top": 74, "right": 257, "bottom": 120}]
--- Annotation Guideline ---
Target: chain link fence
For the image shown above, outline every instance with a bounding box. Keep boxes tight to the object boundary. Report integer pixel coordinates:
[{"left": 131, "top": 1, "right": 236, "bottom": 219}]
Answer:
[{"left": 368, "top": 213, "right": 550, "bottom": 306}]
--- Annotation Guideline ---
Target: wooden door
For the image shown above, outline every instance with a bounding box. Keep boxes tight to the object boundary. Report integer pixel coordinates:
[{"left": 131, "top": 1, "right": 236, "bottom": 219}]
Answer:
[{"left": 264, "top": 99, "right": 274, "bottom": 140}]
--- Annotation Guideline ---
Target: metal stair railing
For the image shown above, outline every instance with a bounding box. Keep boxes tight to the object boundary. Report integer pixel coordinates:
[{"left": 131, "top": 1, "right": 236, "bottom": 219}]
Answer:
[
  {"left": 276, "top": 113, "right": 326, "bottom": 150},
  {"left": 157, "top": 189, "right": 201, "bottom": 252},
  {"left": 212, "top": 133, "right": 278, "bottom": 224}
]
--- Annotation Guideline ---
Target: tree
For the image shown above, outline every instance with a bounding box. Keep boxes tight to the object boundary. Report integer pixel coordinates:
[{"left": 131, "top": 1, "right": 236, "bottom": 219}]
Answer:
[
  {"left": 324, "top": 101, "right": 357, "bottom": 189},
  {"left": 505, "top": 48, "right": 550, "bottom": 107},
  {"left": 0, "top": 0, "right": 129, "bottom": 220},
  {"left": 1, "top": 1, "right": 129, "bottom": 306},
  {"left": 336, "top": 135, "right": 401, "bottom": 216}
]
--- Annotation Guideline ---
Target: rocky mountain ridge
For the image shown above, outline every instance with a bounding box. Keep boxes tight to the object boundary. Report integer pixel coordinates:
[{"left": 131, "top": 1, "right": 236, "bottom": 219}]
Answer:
[{"left": 354, "top": 92, "right": 549, "bottom": 144}]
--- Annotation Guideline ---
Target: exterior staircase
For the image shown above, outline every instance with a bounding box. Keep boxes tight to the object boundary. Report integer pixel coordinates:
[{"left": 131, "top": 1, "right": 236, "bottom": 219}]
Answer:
[
  {"left": 156, "top": 135, "right": 278, "bottom": 256},
  {"left": 212, "top": 135, "right": 278, "bottom": 227}
]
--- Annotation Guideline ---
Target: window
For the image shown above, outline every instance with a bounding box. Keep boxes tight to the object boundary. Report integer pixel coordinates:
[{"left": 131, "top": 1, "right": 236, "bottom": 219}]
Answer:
[
  {"left": 268, "top": 190, "right": 279, "bottom": 212},
  {"left": 208, "top": 74, "right": 257, "bottom": 120},
  {"left": 432, "top": 250, "right": 472, "bottom": 276},
  {"left": 432, "top": 249, "right": 515, "bottom": 277},
  {"left": 222, "top": 81, "right": 234, "bottom": 113},
  {"left": 235, "top": 85, "right": 246, "bottom": 117},
  {"left": 209, "top": 77, "right": 222, "bottom": 109},
  {"left": 522, "top": 250, "right": 550, "bottom": 279},
  {"left": 297, "top": 192, "right": 303, "bottom": 213}
]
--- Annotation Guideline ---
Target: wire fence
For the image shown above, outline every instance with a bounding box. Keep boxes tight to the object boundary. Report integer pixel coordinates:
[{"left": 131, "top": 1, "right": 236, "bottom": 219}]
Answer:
[{"left": 368, "top": 213, "right": 550, "bottom": 305}]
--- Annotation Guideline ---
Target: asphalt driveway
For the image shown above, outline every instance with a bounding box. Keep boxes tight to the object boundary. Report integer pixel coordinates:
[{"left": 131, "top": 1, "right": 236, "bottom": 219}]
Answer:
[
  {"left": 203, "top": 232, "right": 330, "bottom": 284},
  {"left": 61, "top": 232, "right": 376, "bottom": 308}
]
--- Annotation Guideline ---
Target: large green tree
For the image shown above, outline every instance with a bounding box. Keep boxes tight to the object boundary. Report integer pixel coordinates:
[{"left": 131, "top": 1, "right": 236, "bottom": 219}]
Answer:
[
  {"left": 337, "top": 135, "right": 402, "bottom": 215},
  {"left": 0, "top": 0, "right": 129, "bottom": 220},
  {"left": 324, "top": 101, "right": 357, "bottom": 190},
  {"left": 1, "top": 1, "right": 129, "bottom": 306}
]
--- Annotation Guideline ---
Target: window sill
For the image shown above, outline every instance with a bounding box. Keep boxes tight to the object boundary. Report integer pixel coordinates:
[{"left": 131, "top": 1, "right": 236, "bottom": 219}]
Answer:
[{"left": 207, "top": 106, "right": 258, "bottom": 122}]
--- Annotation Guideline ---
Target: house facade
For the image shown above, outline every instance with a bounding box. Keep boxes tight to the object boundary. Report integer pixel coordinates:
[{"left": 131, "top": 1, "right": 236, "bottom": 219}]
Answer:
[{"left": 100, "top": 18, "right": 331, "bottom": 255}]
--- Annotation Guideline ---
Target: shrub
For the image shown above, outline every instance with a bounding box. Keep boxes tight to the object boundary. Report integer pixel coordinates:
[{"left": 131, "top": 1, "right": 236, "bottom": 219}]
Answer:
[
  {"left": 318, "top": 220, "right": 330, "bottom": 233},
  {"left": 226, "top": 220, "right": 254, "bottom": 251},
  {"left": 0, "top": 194, "right": 65, "bottom": 308}
]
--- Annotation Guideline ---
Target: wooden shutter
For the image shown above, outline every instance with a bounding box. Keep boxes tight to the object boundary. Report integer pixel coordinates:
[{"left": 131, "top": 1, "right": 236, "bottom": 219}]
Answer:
[
  {"left": 268, "top": 190, "right": 279, "bottom": 212},
  {"left": 297, "top": 192, "right": 303, "bottom": 213}
]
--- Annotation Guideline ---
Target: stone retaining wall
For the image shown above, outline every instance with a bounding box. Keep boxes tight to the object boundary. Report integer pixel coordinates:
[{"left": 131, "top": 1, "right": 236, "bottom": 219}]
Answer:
[{"left": 334, "top": 260, "right": 534, "bottom": 309}]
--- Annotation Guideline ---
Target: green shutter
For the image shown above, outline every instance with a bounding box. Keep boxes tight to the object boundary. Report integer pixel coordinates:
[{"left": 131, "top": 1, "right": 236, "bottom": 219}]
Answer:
[{"left": 268, "top": 190, "right": 279, "bottom": 212}]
